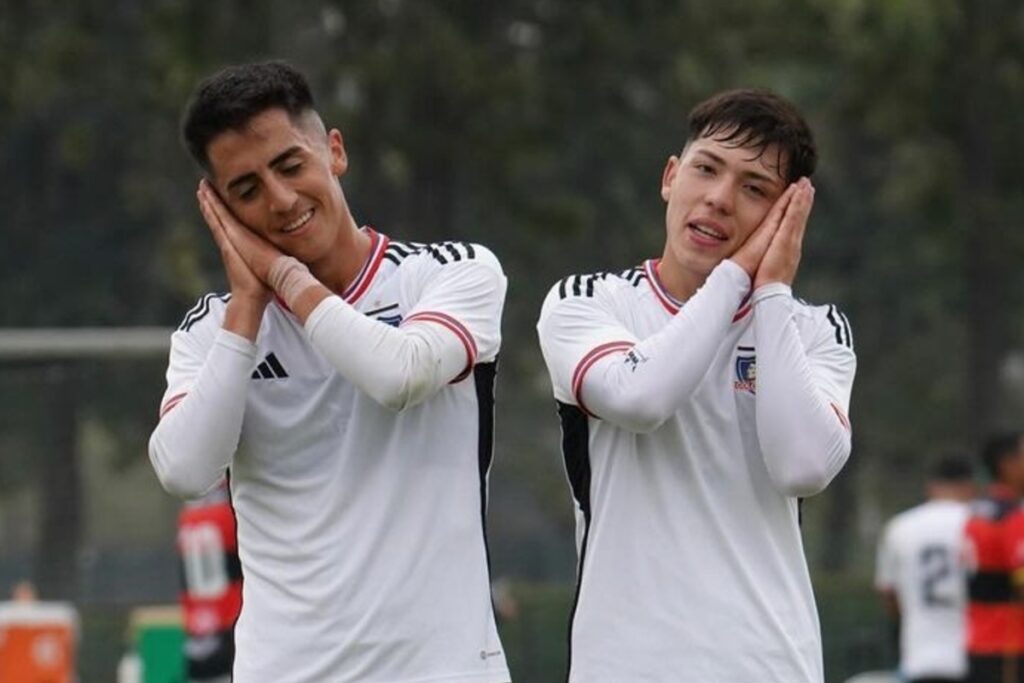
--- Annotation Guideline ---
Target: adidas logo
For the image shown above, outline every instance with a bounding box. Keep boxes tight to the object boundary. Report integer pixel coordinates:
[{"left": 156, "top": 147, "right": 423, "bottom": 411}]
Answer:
[{"left": 252, "top": 352, "right": 289, "bottom": 380}]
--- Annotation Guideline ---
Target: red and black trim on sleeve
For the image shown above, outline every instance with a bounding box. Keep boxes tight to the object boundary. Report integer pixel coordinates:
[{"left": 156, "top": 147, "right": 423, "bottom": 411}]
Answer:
[
  {"left": 160, "top": 392, "right": 188, "bottom": 419},
  {"left": 402, "top": 311, "right": 478, "bottom": 383},
  {"left": 571, "top": 341, "right": 635, "bottom": 418}
]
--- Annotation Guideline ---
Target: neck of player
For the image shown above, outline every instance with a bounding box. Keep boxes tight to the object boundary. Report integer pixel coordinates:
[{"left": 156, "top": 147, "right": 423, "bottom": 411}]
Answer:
[
  {"left": 657, "top": 257, "right": 710, "bottom": 304},
  {"left": 308, "top": 209, "right": 373, "bottom": 297}
]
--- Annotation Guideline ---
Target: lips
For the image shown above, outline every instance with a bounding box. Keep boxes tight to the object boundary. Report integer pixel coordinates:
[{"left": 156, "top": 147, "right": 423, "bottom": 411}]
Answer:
[
  {"left": 687, "top": 220, "right": 728, "bottom": 243},
  {"left": 282, "top": 209, "right": 314, "bottom": 234}
]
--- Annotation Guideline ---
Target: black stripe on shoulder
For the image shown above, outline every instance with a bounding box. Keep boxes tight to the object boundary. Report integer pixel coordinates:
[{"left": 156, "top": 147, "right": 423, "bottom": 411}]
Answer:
[
  {"left": 825, "top": 304, "right": 853, "bottom": 349},
  {"left": 178, "top": 293, "right": 230, "bottom": 332},
  {"left": 556, "top": 273, "right": 609, "bottom": 300},
  {"left": 423, "top": 240, "right": 479, "bottom": 266},
  {"left": 619, "top": 266, "right": 646, "bottom": 288},
  {"left": 384, "top": 240, "right": 423, "bottom": 266}
]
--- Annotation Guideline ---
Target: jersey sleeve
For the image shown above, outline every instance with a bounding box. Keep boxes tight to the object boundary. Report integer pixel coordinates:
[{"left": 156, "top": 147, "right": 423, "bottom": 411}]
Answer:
[
  {"left": 305, "top": 242, "right": 506, "bottom": 411},
  {"left": 401, "top": 242, "right": 507, "bottom": 375},
  {"left": 537, "top": 259, "right": 752, "bottom": 433},
  {"left": 149, "top": 295, "right": 258, "bottom": 498},
  {"left": 753, "top": 286, "right": 857, "bottom": 497},
  {"left": 536, "top": 276, "right": 640, "bottom": 407}
]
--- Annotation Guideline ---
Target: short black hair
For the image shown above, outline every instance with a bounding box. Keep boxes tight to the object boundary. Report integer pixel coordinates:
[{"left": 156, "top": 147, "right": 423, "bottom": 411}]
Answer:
[
  {"left": 687, "top": 88, "right": 817, "bottom": 185},
  {"left": 181, "top": 60, "right": 315, "bottom": 171},
  {"left": 981, "top": 432, "right": 1024, "bottom": 480},
  {"left": 928, "top": 455, "right": 973, "bottom": 483}
]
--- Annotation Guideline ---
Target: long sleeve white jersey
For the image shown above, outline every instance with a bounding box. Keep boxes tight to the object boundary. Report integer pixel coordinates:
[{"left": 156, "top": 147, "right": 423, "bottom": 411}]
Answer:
[
  {"left": 875, "top": 499, "right": 970, "bottom": 680},
  {"left": 536, "top": 258, "right": 856, "bottom": 683},
  {"left": 150, "top": 229, "right": 511, "bottom": 683}
]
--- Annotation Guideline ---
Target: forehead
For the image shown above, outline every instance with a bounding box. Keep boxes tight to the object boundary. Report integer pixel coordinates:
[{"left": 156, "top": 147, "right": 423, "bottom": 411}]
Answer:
[
  {"left": 206, "top": 109, "right": 316, "bottom": 180},
  {"left": 684, "top": 133, "right": 788, "bottom": 184}
]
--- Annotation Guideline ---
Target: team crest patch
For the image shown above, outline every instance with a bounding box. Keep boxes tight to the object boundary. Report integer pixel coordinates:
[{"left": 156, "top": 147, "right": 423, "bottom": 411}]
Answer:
[
  {"left": 377, "top": 313, "right": 403, "bottom": 327},
  {"left": 734, "top": 350, "right": 756, "bottom": 394}
]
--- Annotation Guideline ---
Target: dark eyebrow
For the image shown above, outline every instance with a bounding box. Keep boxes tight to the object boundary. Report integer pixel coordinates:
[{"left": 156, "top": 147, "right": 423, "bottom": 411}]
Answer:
[
  {"left": 225, "top": 146, "right": 304, "bottom": 192},
  {"left": 694, "top": 149, "right": 781, "bottom": 187}
]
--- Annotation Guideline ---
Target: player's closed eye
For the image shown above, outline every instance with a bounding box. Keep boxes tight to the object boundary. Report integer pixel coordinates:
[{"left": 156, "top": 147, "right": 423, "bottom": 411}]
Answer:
[
  {"left": 237, "top": 185, "right": 257, "bottom": 201},
  {"left": 745, "top": 184, "right": 767, "bottom": 198},
  {"left": 281, "top": 162, "right": 303, "bottom": 176},
  {"left": 694, "top": 162, "right": 716, "bottom": 175}
]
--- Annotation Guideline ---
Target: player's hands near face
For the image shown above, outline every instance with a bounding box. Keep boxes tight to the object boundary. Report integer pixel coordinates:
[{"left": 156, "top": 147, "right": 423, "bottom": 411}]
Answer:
[
  {"left": 729, "top": 182, "right": 797, "bottom": 280},
  {"left": 754, "top": 177, "right": 814, "bottom": 289},
  {"left": 198, "top": 180, "right": 283, "bottom": 285},
  {"left": 197, "top": 180, "right": 270, "bottom": 306}
]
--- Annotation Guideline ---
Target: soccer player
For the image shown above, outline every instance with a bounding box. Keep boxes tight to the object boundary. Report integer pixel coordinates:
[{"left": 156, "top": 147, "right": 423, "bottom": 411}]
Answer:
[
  {"left": 149, "top": 61, "right": 510, "bottom": 683},
  {"left": 177, "top": 480, "right": 240, "bottom": 683},
  {"left": 536, "top": 89, "right": 857, "bottom": 682},
  {"left": 964, "top": 432, "right": 1024, "bottom": 683},
  {"left": 875, "top": 457, "right": 975, "bottom": 683}
]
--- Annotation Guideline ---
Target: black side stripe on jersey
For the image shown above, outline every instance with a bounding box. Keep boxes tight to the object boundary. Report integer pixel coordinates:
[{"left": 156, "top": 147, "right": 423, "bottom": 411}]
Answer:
[
  {"left": 826, "top": 305, "right": 853, "bottom": 348},
  {"left": 558, "top": 401, "right": 593, "bottom": 682},
  {"left": 224, "top": 470, "right": 244, "bottom": 662},
  {"left": 969, "top": 571, "right": 1014, "bottom": 602},
  {"left": 473, "top": 361, "right": 499, "bottom": 608},
  {"left": 839, "top": 312, "right": 853, "bottom": 349},
  {"left": 179, "top": 293, "right": 231, "bottom": 332}
]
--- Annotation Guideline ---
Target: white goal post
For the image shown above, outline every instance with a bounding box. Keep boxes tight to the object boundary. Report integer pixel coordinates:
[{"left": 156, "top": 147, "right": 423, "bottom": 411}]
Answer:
[{"left": 0, "top": 328, "right": 173, "bottom": 360}]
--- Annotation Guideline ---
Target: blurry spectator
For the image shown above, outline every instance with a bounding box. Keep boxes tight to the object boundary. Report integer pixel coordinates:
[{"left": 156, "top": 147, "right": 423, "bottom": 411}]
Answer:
[
  {"left": 876, "top": 455, "right": 975, "bottom": 683},
  {"left": 10, "top": 580, "right": 37, "bottom": 603},
  {"left": 965, "top": 432, "right": 1024, "bottom": 683},
  {"left": 178, "top": 481, "right": 240, "bottom": 683}
]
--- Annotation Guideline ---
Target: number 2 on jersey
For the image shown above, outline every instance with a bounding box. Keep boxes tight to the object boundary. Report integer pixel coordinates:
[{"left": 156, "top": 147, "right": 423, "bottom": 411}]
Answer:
[{"left": 920, "top": 544, "right": 955, "bottom": 607}]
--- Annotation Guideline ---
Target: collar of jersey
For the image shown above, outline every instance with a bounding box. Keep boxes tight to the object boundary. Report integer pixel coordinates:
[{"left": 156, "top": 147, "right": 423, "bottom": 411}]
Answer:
[
  {"left": 644, "top": 259, "right": 685, "bottom": 314},
  {"left": 644, "top": 258, "right": 754, "bottom": 322},
  {"left": 274, "top": 226, "right": 389, "bottom": 314},
  {"left": 341, "top": 227, "right": 389, "bottom": 305}
]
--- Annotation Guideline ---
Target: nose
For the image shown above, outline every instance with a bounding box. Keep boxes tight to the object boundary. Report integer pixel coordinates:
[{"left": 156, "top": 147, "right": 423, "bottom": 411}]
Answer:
[
  {"left": 265, "top": 177, "right": 298, "bottom": 214},
  {"left": 703, "top": 178, "right": 734, "bottom": 215}
]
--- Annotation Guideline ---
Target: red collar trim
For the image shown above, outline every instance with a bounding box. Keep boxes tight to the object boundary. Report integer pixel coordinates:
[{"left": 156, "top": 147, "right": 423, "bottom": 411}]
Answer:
[
  {"left": 342, "top": 227, "right": 389, "bottom": 305},
  {"left": 645, "top": 259, "right": 682, "bottom": 315},
  {"left": 271, "top": 227, "right": 388, "bottom": 314},
  {"left": 646, "top": 258, "right": 753, "bottom": 322}
]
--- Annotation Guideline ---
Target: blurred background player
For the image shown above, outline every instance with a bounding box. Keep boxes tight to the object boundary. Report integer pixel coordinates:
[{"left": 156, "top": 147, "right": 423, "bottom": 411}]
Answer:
[
  {"left": 178, "top": 480, "right": 239, "bottom": 683},
  {"left": 875, "top": 456, "right": 975, "bottom": 683},
  {"left": 965, "top": 432, "right": 1024, "bottom": 683},
  {"left": 536, "top": 89, "right": 856, "bottom": 682}
]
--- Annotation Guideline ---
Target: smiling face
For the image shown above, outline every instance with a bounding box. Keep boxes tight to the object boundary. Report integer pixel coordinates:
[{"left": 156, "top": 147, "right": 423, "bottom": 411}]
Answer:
[
  {"left": 659, "top": 132, "right": 789, "bottom": 292},
  {"left": 205, "top": 108, "right": 353, "bottom": 268}
]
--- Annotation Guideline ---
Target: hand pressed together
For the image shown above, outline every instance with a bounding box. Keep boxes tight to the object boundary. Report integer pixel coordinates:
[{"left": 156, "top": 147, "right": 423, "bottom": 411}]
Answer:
[{"left": 729, "top": 177, "right": 814, "bottom": 289}]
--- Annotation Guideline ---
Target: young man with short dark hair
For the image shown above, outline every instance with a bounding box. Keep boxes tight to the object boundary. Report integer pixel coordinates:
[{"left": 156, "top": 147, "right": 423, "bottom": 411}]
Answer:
[
  {"left": 536, "top": 89, "right": 857, "bottom": 682},
  {"left": 150, "top": 61, "right": 510, "bottom": 683}
]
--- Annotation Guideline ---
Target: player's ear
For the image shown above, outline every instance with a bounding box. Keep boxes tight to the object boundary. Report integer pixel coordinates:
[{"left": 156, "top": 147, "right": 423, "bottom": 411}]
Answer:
[
  {"left": 328, "top": 128, "right": 348, "bottom": 177},
  {"left": 661, "top": 156, "right": 680, "bottom": 202}
]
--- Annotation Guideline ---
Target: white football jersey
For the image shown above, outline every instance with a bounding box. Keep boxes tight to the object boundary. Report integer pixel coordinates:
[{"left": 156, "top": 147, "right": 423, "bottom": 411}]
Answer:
[
  {"left": 157, "top": 229, "right": 510, "bottom": 683},
  {"left": 875, "top": 499, "right": 969, "bottom": 679},
  {"left": 537, "top": 258, "right": 856, "bottom": 683}
]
